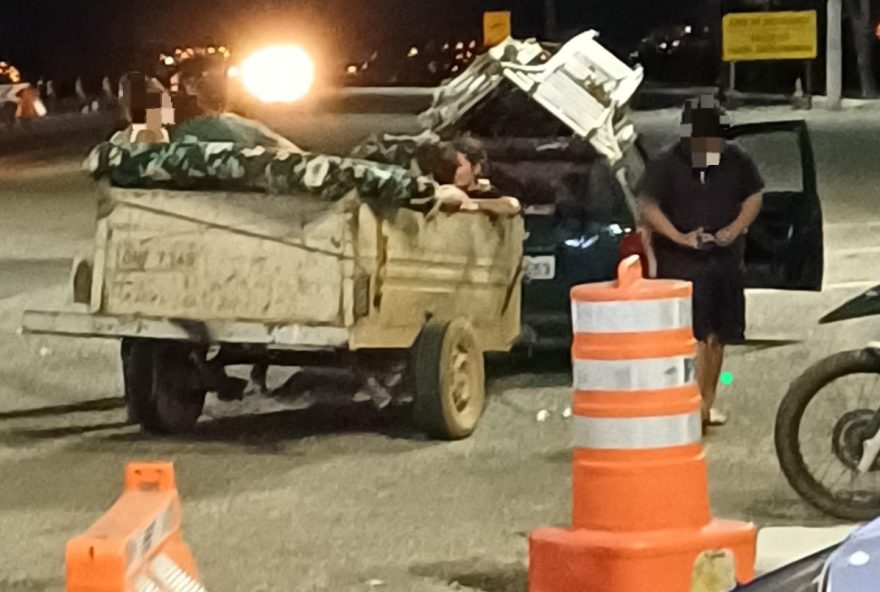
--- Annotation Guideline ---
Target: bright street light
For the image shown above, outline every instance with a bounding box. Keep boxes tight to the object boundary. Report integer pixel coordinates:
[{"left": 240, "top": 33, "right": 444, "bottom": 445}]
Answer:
[{"left": 239, "top": 45, "right": 315, "bottom": 103}]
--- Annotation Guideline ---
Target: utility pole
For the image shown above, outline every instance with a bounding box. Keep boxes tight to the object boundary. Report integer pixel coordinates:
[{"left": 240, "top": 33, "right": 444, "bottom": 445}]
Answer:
[
  {"left": 709, "top": 0, "right": 723, "bottom": 98},
  {"left": 544, "top": 0, "right": 559, "bottom": 40},
  {"left": 826, "top": 0, "right": 843, "bottom": 110}
]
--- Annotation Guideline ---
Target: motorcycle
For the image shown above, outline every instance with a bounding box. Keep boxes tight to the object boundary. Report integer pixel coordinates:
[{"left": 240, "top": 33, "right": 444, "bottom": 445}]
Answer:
[{"left": 775, "top": 285, "right": 880, "bottom": 521}]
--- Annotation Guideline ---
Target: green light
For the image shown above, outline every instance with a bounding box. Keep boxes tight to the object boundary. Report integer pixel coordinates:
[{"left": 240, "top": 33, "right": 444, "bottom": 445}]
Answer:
[{"left": 720, "top": 371, "right": 734, "bottom": 385}]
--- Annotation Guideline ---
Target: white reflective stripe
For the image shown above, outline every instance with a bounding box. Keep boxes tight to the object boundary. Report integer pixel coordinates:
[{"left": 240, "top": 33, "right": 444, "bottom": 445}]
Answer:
[
  {"left": 150, "top": 554, "right": 208, "bottom": 592},
  {"left": 136, "top": 575, "right": 163, "bottom": 592},
  {"left": 572, "top": 298, "right": 691, "bottom": 333},
  {"left": 126, "top": 504, "right": 173, "bottom": 572},
  {"left": 573, "top": 413, "right": 702, "bottom": 450},
  {"left": 573, "top": 355, "right": 695, "bottom": 391}
]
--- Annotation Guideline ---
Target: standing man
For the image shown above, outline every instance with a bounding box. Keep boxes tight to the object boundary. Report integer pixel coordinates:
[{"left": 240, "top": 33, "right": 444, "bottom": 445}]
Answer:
[{"left": 637, "top": 95, "right": 764, "bottom": 432}]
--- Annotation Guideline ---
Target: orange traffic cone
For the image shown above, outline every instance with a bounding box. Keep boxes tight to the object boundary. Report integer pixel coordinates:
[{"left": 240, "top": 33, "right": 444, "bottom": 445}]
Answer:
[
  {"left": 529, "top": 256, "right": 756, "bottom": 592},
  {"left": 66, "top": 461, "right": 206, "bottom": 592}
]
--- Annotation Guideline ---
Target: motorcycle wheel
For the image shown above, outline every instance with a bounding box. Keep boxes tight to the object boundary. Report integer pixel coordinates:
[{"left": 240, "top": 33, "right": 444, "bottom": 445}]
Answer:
[{"left": 775, "top": 349, "right": 880, "bottom": 521}]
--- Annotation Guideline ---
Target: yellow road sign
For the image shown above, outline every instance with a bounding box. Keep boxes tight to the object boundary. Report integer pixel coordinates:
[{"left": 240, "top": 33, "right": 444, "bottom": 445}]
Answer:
[
  {"left": 722, "top": 10, "right": 817, "bottom": 62},
  {"left": 484, "top": 11, "right": 512, "bottom": 48}
]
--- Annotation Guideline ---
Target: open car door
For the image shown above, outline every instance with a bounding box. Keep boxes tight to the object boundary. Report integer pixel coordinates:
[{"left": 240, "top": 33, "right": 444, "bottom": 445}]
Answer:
[{"left": 727, "top": 120, "right": 823, "bottom": 291}]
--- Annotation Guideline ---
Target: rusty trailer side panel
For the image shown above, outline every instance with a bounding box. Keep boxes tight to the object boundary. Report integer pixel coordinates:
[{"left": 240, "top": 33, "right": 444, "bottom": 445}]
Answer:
[
  {"left": 43, "top": 186, "right": 524, "bottom": 353},
  {"left": 352, "top": 203, "right": 523, "bottom": 352},
  {"left": 96, "top": 188, "right": 354, "bottom": 326}
]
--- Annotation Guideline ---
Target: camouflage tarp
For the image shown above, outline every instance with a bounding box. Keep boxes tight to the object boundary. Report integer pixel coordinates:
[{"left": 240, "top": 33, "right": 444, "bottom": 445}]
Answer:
[
  {"left": 349, "top": 130, "right": 441, "bottom": 173},
  {"left": 84, "top": 137, "right": 437, "bottom": 210},
  {"left": 170, "top": 113, "right": 300, "bottom": 149}
]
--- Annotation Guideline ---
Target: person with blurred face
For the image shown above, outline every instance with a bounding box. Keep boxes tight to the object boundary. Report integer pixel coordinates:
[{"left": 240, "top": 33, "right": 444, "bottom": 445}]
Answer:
[
  {"left": 638, "top": 95, "right": 765, "bottom": 433},
  {"left": 112, "top": 72, "right": 173, "bottom": 146},
  {"left": 169, "top": 70, "right": 300, "bottom": 150}
]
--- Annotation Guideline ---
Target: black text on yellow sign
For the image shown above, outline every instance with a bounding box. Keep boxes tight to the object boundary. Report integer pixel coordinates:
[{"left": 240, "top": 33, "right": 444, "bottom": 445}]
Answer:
[
  {"left": 722, "top": 10, "right": 817, "bottom": 62},
  {"left": 484, "top": 11, "right": 512, "bottom": 48}
]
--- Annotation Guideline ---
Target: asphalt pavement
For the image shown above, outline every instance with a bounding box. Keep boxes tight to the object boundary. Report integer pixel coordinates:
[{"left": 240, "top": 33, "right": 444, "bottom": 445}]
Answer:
[{"left": 1, "top": 105, "right": 880, "bottom": 590}]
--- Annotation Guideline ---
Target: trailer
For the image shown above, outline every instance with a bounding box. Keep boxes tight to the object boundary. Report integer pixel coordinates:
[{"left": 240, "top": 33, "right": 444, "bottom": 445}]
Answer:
[{"left": 22, "top": 184, "right": 524, "bottom": 440}]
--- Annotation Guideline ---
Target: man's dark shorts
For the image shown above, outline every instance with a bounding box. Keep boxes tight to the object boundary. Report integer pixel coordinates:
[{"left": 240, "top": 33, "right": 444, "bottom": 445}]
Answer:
[{"left": 655, "top": 248, "right": 745, "bottom": 344}]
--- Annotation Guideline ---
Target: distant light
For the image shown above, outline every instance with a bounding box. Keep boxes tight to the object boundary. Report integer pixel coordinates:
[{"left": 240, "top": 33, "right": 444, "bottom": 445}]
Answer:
[
  {"left": 408, "top": 46, "right": 419, "bottom": 57},
  {"left": 207, "top": 47, "right": 216, "bottom": 54},
  {"left": 227, "top": 66, "right": 240, "bottom": 78},
  {"left": 218, "top": 46, "right": 227, "bottom": 53},
  {"left": 455, "top": 42, "right": 464, "bottom": 50},
  {"left": 442, "top": 43, "right": 450, "bottom": 51},
  {"left": 174, "top": 48, "right": 183, "bottom": 55},
  {"left": 455, "top": 53, "right": 464, "bottom": 61},
  {"left": 240, "top": 45, "right": 315, "bottom": 103},
  {"left": 361, "top": 62, "right": 369, "bottom": 71},
  {"left": 346, "top": 64, "right": 358, "bottom": 75},
  {"left": 659, "top": 42, "right": 668, "bottom": 50},
  {"left": 468, "top": 40, "right": 476, "bottom": 49},
  {"left": 163, "top": 56, "right": 175, "bottom": 66},
  {"left": 684, "top": 25, "right": 693, "bottom": 34},
  {"left": 672, "top": 39, "right": 680, "bottom": 48},
  {"left": 451, "top": 65, "right": 460, "bottom": 73},
  {"left": 466, "top": 51, "right": 473, "bottom": 59}
]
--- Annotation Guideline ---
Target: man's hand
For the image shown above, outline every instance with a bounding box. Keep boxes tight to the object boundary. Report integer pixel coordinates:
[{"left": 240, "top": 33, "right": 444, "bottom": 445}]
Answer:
[
  {"left": 676, "top": 228, "right": 715, "bottom": 249},
  {"left": 714, "top": 225, "right": 741, "bottom": 247}
]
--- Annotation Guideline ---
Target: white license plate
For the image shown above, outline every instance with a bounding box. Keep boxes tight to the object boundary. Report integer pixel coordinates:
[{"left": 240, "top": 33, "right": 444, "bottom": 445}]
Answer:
[{"left": 523, "top": 255, "right": 556, "bottom": 280}]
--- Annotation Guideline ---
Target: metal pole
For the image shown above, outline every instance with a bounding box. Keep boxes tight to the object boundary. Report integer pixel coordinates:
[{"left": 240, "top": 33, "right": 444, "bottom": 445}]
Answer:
[
  {"left": 826, "top": 0, "right": 843, "bottom": 109},
  {"left": 805, "top": 59, "right": 814, "bottom": 108}
]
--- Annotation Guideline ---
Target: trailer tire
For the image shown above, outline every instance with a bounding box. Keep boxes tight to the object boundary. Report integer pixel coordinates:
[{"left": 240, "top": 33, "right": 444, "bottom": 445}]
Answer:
[
  {"left": 121, "top": 338, "right": 151, "bottom": 424},
  {"left": 412, "top": 319, "right": 485, "bottom": 440},
  {"left": 122, "top": 339, "right": 207, "bottom": 435}
]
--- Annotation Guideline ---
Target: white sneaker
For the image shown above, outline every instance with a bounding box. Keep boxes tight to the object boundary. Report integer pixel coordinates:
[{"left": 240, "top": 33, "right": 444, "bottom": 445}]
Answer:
[{"left": 709, "top": 408, "right": 728, "bottom": 426}]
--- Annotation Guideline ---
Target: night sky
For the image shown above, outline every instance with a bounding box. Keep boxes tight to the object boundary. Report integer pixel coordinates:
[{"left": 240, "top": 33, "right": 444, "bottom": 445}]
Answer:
[{"left": 0, "top": 0, "right": 749, "bottom": 83}]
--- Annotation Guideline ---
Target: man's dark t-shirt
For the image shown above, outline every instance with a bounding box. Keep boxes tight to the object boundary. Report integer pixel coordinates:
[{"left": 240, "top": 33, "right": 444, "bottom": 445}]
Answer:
[
  {"left": 638, "top": 141, "right": 765, "bottom": 262},
  {"left": 637, "top": 140, "right": 764, "bottom": 343}
]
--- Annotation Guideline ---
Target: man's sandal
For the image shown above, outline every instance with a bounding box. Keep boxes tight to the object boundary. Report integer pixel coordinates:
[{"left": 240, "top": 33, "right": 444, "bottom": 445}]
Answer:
[{"left": 709, "top": 408, "right": 728, "bottom": 426}]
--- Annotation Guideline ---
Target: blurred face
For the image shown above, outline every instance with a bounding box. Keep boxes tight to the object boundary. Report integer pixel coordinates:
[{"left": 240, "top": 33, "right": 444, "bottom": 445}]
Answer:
[
  {"left": 121, "top": 74, "right": 175, "bottom": 128},
  {"left": 681, "top": 95, "right": 728, "bottom": 169},
  {"left": 689, "top": 135, "right": 723, "bottom": 168}
]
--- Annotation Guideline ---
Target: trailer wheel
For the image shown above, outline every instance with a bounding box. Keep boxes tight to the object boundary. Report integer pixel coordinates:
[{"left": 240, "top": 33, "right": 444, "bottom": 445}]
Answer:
[
  {"left": 121, "top": 338, "right": 150, "bottom": 424},
  {"left": 121, "top": 339, "right": 207, "bottom": 435},
  {"left": 412, "top": 319, "right": 485, "bottom": 440}
]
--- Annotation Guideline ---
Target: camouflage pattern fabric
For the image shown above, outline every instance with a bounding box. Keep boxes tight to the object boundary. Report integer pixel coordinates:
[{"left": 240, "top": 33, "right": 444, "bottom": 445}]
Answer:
[
  {"left": 170, "top": 113, "right": 301, "bottom": 150},
  {"left": 83, "top": 138, "right": 437, "bottom": 210},
  {"left": 349, "top": 130, "right": 441, "bottom": 173}
]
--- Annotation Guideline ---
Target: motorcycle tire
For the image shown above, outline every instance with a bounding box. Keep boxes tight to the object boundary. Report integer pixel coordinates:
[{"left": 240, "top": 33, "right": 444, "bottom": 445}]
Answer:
[{"left": 775, "top": 348, "right": 880, "bottom": 521}]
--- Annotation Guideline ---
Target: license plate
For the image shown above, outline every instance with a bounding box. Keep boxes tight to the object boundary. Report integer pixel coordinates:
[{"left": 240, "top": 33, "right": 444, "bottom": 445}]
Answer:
[{"left": 523, "top": 255, "right": 555, "bottom": 280}]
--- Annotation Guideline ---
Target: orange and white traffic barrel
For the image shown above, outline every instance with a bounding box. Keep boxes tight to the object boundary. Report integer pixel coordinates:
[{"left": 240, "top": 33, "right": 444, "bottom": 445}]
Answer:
[
  {"left": 528, "top": 256, "right": 757, "bottom": 592},
  {"left": 66, "top": 462, "right": 207, "bottom": 592}
]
